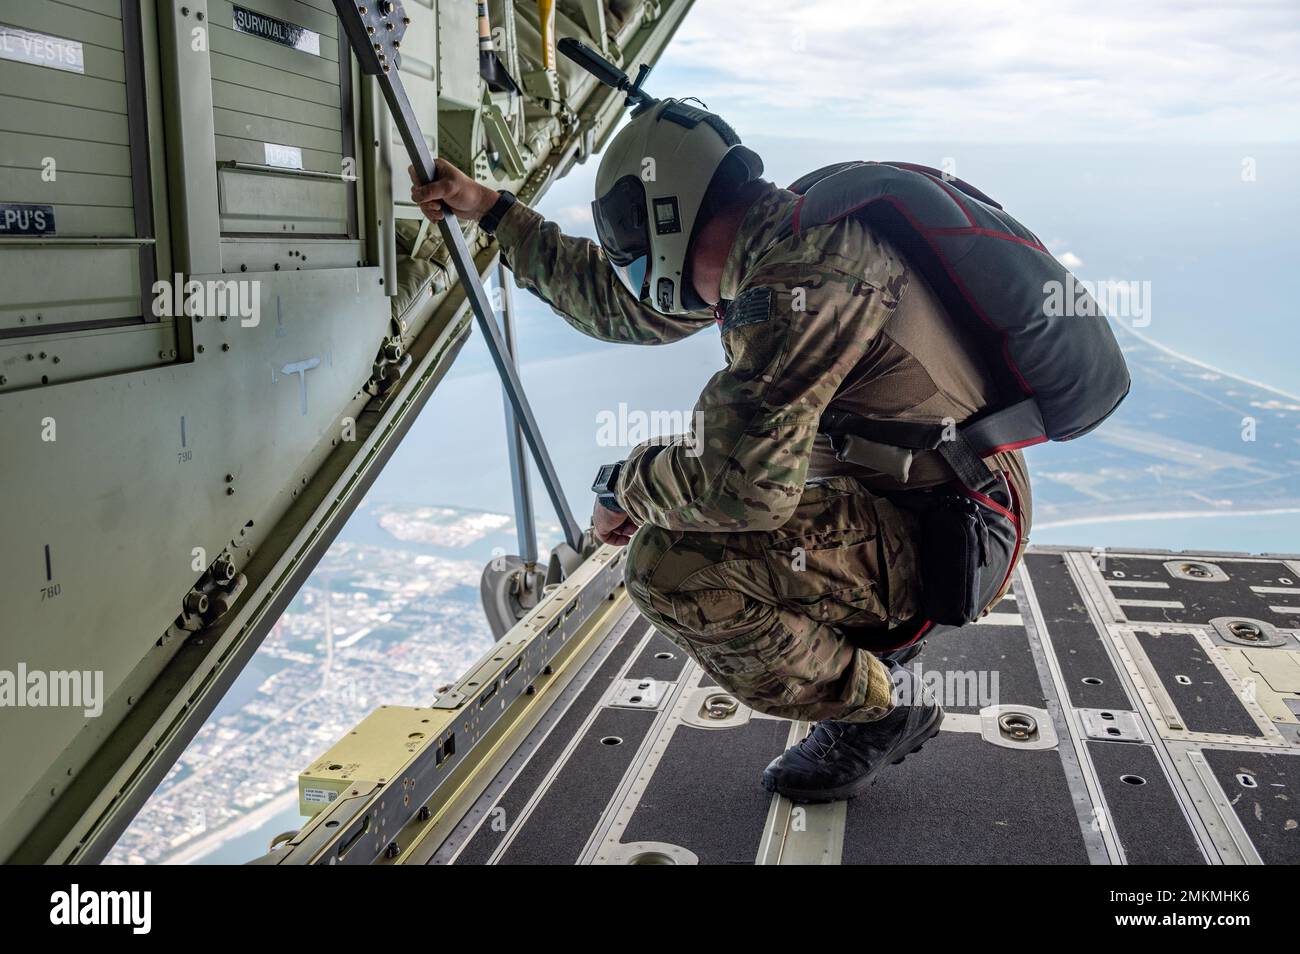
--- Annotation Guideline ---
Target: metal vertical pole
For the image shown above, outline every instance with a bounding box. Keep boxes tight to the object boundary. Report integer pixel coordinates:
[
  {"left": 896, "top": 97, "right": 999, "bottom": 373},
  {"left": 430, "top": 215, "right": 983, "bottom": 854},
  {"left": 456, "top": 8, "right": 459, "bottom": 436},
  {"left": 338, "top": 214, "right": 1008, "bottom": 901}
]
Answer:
[
  {"left": 333, "top": 0, "right": 583, "bottom": 550},
  {"left": 496, "top": 261, "right": 538, "bottom": 565}
]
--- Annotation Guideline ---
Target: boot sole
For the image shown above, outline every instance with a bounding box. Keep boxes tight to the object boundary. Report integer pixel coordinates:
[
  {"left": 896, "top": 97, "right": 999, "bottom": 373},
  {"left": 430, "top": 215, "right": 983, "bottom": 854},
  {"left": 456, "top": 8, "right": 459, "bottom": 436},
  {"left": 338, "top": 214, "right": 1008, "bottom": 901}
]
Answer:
[{"left": 768, "top": 704, "right": 945, "bottom": 804}]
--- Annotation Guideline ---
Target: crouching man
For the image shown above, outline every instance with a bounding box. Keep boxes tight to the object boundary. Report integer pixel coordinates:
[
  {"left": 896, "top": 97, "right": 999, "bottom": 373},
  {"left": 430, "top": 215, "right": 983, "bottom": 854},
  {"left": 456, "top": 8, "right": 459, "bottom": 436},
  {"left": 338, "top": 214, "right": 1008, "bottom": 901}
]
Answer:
[{"left": 410, "top": 99, "right": 1049, "bottom": 803}]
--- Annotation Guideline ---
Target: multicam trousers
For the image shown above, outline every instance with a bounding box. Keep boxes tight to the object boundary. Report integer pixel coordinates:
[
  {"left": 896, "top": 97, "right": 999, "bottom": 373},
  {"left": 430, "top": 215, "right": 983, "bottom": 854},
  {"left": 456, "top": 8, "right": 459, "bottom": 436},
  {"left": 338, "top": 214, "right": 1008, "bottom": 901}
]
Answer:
[{"left": 623, "top": 477, "right": 922, "bottom": 723}]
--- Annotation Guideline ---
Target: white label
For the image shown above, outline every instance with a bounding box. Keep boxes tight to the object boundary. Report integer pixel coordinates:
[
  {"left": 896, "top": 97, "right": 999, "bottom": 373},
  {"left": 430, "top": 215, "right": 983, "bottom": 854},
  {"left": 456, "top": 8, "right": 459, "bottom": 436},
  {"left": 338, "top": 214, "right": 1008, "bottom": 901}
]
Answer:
[
  {"left": 264, "top": 142, "right": 304, "bottom": 170},
  {"left": 303, "top": 786, "right": 339, "bottom": 805},
  {"left": 0, "top": 24, "right": 85, "bottom": 74},
  {"left": 232, "top": 6, "right": 321, "bottom": 57}
]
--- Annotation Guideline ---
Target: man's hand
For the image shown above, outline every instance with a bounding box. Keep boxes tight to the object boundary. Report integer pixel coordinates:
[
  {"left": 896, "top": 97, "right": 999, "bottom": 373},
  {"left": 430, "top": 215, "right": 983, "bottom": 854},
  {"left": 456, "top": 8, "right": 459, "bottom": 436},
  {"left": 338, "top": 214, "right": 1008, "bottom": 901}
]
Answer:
[
  {"left": 409, "top": 159, "right": 498, "bottom": 223},
  {"left": 593, "top": 500, "right": 639, "bottom": 547}
]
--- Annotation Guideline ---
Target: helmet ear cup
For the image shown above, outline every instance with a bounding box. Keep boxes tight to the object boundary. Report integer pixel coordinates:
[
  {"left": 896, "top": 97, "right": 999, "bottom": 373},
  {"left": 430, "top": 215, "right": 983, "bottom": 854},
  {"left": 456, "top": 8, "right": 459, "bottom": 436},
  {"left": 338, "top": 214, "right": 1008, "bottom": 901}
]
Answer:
[
  {"left": 676, "top": 150, "right": 764, "bottom": 312},
  {"left": 677, "top": 277, "right": 708, "bottom": 313}
]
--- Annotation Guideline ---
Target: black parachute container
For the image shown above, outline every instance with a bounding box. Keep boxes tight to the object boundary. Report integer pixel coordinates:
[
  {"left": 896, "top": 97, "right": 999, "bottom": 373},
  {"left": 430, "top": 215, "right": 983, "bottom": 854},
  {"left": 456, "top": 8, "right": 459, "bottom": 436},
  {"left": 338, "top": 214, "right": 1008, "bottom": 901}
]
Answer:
[{"left": 790, "top": 161, "right": 1131, "bottom": 454}]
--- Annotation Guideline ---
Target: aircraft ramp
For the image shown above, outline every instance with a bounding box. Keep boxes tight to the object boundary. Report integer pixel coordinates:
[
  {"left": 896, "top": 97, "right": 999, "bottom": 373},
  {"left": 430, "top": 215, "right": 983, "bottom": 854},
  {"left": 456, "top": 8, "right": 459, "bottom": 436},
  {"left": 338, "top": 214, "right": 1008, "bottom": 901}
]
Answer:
[{"left": 266, "top": 545, "right": 1300, "bottom": 865}]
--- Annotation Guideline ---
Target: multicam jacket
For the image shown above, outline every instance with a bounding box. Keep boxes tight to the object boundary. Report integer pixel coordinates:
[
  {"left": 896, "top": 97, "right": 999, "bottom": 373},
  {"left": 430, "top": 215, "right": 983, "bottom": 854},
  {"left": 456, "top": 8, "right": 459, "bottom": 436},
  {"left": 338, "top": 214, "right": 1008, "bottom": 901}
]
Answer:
[{"left": 493, "top": 181, "right": 1032, "bottom": 536}]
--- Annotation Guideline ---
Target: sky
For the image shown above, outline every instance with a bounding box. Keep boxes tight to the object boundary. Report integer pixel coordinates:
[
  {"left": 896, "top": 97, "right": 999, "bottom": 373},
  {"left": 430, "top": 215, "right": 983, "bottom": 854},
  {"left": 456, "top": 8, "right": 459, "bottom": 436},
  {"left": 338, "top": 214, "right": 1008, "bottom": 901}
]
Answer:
[
  {"left": 658, "top": 0, "right": 1300, "bottom": 143},
  {"left": 502, "top": 0, "right": 1300, "bottom": 386},
  {"left": 404, "top": 0, "right": 1300, "bottom": 552}
]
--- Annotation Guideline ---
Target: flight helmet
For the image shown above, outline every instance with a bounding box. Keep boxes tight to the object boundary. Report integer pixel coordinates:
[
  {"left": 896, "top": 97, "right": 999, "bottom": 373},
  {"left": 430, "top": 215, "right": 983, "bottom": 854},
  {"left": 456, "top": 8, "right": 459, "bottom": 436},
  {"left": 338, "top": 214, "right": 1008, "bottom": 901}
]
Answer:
[{"left": 591, "top": 99, "right": 763, "bottom": 314}]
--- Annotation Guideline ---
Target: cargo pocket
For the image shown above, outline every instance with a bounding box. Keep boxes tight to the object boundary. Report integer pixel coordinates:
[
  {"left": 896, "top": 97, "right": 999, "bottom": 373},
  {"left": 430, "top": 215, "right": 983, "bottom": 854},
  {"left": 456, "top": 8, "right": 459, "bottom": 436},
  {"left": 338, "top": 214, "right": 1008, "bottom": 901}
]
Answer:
[
  {"left": 764, "top": 532, "right": 888, "bottom": 624},
  {"left": 668, "top": 588, "right": 755, "bottom": 641},
  {"left": 668, "top": 588, "right": 798, "bottom": 701},
  {"left": 762, "top": 478, "right": 896, "bottom": 624}
]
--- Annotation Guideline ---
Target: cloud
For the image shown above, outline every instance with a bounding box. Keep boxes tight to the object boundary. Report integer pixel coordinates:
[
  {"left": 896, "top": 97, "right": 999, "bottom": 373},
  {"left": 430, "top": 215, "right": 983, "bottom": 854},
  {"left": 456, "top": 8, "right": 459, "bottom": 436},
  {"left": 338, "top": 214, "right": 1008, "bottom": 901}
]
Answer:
[
  {"left": 1057, "top": 251, "right": 1084, "bottom": 269},
  {"left": 653, "top": 0, "right": 1300, "bottom": 143},
  {"left": 552, "top": 203, "right": 595, "bottom": 234}
]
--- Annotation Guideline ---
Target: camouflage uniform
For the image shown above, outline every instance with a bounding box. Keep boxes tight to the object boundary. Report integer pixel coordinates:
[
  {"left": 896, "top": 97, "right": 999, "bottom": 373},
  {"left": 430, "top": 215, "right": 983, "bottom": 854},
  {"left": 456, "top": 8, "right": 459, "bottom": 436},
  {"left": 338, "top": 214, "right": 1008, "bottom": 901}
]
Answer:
[{"left": 494, "top": 182, "right": 1033, "bottom": 723}]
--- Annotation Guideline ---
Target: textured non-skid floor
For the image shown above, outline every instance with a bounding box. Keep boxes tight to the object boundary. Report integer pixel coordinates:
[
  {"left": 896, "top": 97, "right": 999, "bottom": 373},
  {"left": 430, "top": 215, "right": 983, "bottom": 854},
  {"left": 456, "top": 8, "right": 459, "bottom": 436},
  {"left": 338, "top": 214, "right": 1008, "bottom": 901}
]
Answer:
[
  {"left": 432, "top": 547, "right": 1300, "bottom": 865},
  {"left": 620, "top": 718, "right": 792, "bottom": 864},
  {"left": 841, "top": 732, "right": 1089, "bottom": 865}
]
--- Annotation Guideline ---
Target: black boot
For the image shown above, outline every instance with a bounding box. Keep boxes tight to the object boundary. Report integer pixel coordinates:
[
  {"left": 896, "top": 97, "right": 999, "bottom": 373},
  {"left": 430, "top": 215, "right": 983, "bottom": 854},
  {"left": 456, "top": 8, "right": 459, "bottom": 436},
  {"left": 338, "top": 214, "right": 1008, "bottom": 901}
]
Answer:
[
  {"left": 837, "top": 620, "right": 927, "bottom": 667},
  {"left": 761, "top": 666, "right": 943, "bottom": 803},
  {"left": 878, "top": 638, "right": 926, "bottom": 668}
]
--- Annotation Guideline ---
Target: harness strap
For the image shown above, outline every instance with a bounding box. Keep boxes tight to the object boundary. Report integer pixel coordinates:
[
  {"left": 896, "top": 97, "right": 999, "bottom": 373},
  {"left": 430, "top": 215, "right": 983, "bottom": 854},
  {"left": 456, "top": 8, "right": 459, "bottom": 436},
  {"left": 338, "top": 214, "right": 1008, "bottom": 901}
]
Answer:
[
  {"left": 960, "top": 399, "right": 1049, "bottom": 455},
  {"left": 937, "top": 435, "right": 995, "bottom": 491},
  {"left": 820, "top": 399, "right": 1046, "bottom": 490}
]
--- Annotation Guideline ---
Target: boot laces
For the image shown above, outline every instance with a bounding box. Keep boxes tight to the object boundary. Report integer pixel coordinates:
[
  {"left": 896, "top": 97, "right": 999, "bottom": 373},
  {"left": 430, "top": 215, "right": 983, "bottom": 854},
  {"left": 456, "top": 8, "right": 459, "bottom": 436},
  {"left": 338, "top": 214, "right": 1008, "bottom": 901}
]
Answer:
[{"left": 798, "top": 721, "right": 846, "bottom": 761}]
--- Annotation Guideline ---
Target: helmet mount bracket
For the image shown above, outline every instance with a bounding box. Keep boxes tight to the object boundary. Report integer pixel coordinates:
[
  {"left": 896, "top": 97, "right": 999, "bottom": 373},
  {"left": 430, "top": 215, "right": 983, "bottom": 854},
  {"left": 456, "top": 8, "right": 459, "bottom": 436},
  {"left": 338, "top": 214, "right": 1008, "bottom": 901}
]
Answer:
[{"left": 557, "top": 37, "right": 658, "bottom": 113}]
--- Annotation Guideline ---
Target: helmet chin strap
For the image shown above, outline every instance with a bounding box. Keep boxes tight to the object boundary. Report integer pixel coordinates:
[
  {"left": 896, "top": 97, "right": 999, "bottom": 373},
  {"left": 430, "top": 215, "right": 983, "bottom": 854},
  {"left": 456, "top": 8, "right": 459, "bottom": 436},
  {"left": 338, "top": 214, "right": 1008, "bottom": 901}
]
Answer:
[{"left": 676, "top": 242, "right": 710, "bottom": 312}]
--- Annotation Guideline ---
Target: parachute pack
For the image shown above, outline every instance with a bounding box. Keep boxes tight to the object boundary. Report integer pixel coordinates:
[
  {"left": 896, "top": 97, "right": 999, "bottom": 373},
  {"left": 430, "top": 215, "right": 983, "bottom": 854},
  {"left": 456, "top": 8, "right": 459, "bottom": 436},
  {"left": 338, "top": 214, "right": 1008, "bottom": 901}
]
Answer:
[
  {"left": 791, "top": 160, "right": 1131, "bottom": 484},
  {"left": 788, "top": 161, "right": 1131, "bottom": 630}
]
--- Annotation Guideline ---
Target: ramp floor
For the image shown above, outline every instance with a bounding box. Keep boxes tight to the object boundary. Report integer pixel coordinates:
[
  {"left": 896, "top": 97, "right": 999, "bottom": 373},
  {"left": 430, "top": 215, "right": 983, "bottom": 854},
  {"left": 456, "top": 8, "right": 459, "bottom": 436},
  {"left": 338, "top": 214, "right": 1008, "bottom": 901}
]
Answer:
[{"left": 425, "top": 547, "right": 1300, "bottom": 865}]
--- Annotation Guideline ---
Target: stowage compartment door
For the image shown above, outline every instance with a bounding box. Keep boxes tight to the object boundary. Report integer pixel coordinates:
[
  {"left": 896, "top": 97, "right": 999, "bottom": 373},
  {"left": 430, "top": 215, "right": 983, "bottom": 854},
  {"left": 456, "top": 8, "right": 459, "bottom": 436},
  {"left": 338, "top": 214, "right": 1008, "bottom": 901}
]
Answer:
[
  {"left": 0, "top": 0, "right": 158, "bottom": 341},
  {"left": 209, "top": 0, "right": 355, "bottom": 238}
]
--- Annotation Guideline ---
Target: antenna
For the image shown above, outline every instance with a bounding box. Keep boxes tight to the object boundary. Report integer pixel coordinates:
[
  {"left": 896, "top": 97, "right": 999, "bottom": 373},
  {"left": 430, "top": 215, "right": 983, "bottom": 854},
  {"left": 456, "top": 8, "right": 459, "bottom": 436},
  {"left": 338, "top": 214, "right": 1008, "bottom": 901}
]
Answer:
[{"left": 557, "top": 37, "right": 656, "bottom": 112}]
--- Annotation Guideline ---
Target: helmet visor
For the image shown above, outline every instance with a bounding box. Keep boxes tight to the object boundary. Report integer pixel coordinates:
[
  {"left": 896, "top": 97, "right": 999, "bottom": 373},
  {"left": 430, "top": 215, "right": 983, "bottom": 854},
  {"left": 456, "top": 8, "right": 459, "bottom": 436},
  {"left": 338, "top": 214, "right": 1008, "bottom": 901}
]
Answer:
[
  {"left": 610, "top": 255, "right": 648, "bottom": 301},
  {"left": 592, "top": 175, "right": 650, "bottom": 298}
]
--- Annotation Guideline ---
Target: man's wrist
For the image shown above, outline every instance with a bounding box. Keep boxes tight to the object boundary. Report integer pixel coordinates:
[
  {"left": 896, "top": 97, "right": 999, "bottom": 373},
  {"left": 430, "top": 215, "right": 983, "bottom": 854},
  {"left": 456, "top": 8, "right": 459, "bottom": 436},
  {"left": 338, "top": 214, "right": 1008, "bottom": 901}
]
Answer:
[{"left": 480, "top": 190, "right": 516, "bottom": 233}]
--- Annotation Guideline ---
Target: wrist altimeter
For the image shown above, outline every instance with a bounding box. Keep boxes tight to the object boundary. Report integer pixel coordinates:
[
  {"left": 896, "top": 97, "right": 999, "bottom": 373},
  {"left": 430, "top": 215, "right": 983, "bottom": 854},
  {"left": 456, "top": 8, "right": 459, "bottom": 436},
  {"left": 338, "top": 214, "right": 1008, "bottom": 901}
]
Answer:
[{"left": 591, "top": 461, "right": 625, "bottom": 514}]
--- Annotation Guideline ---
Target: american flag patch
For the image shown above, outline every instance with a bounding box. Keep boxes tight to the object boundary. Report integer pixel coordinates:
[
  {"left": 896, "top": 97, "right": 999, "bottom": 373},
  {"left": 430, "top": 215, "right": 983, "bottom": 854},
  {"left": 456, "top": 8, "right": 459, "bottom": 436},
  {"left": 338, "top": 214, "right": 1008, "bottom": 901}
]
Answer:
[{"left": 721, "top": 286, "right": 773, "bottom": 335}]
